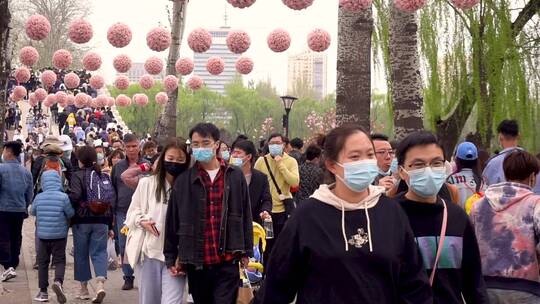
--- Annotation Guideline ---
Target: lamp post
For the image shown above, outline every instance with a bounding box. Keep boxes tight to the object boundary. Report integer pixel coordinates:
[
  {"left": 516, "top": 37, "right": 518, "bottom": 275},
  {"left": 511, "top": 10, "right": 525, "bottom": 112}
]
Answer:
[{"left": 280, "top": 95, "right": 298, "bottom": 138}]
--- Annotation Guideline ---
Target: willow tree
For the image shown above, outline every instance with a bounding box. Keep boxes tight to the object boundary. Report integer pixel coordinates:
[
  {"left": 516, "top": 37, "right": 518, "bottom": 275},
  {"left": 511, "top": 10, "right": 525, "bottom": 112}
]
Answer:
[{"left": 0, "top": 0, "right": 11, "bottom": 150}]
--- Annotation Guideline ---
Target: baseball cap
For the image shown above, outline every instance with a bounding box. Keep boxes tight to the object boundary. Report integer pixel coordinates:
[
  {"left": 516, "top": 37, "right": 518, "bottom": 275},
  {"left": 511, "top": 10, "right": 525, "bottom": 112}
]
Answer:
[{"left": 456, "top": 142, "right": 478, "bottom": 160}]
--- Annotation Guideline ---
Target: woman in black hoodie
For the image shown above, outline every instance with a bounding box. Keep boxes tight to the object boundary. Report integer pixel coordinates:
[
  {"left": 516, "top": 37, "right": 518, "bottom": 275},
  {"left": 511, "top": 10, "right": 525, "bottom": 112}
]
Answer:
[{"left": 255, "top": 125, "right": 432, "bottom": 304}]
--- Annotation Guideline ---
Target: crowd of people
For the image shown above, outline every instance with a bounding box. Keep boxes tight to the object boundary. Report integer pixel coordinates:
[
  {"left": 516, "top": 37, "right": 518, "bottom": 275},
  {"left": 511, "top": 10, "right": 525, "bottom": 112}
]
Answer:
[{"left": 0, "top": 116, "right": 539, "bottom": 304}]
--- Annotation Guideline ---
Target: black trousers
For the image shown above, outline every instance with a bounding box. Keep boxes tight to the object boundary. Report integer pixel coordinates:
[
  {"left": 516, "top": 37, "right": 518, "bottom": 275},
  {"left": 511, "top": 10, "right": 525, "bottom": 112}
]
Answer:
[
  {"left": 37, "top": 238, "right": 67, "bottom": 290},
  {"left": 187, "top": 261, "right": 240, "bottom": 304},
  {"left": 263, "top": 211, "right": 288, "bottom": 266},
  {"left": 0, "top": 212, "right": 25, "bottom": 269}
]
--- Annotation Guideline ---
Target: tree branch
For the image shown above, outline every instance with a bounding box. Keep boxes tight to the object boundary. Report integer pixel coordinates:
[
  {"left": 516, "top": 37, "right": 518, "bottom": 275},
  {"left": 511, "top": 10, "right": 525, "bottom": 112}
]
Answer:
[{"left": 512, "top": 0, "right": 540, "bottom": 38}]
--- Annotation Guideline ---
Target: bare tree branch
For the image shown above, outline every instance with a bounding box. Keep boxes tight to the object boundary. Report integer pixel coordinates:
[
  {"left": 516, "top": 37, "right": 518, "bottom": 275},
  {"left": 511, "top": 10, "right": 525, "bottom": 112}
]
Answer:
[{"left": 512, "top": 0, "right": 540, "bottom": 37}]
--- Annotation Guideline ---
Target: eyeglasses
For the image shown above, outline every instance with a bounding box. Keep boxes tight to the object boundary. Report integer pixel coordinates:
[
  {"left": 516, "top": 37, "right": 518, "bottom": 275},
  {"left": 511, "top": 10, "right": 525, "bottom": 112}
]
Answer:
[
  {"left": 191, "top": 140, "right": 215, "bottom": 149},
  {"left": 375, "top": 150, "right": 395, "bottom": 157},
  {"left": 407, "top": 160, "right": 446, "bottom": 171}
]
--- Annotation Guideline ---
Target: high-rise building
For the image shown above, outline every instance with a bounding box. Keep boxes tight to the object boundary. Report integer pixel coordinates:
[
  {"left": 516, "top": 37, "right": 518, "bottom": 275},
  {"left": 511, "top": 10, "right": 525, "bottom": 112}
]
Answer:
[
  {"left": 119, "top": 62, "right": 165, "bottom": 83},
  {"left": 287, "top": 51, "right": 328, "bottom": 100}
]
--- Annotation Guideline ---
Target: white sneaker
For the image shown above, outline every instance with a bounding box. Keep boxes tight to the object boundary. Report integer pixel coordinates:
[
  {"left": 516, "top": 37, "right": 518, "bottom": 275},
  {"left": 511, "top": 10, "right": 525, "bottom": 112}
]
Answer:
[{"left": 1, "top": 268, "right": 16, "bottom": 282}]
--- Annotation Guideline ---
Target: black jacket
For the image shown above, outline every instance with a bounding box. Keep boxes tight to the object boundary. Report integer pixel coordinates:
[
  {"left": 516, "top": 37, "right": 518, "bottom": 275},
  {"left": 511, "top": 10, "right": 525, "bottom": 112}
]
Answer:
[
  {"left": 249, "top": 169, "right": 272, "bottom": 224},
  {"left": 164, "top": 164, "right": 253, "bottom": 269}
]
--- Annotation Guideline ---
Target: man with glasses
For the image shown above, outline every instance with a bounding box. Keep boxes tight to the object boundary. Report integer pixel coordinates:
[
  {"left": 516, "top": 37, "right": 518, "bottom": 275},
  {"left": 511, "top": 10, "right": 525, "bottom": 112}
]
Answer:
[
  {"left": 396, "top": 131, "right": 488, "bottom": 304},
  {"left": 371, "top": 133, "right": 397, "bottom": 191}
]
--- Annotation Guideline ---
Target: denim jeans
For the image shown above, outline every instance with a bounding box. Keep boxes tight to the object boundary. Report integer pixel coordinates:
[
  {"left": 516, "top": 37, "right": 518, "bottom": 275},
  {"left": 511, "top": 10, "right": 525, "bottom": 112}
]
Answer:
[
  {"left": 116, "top": 212, "right": 134, "bottom": 279},
  {"left": 72, "top": 224, "right": 108, "bottom": 282}
]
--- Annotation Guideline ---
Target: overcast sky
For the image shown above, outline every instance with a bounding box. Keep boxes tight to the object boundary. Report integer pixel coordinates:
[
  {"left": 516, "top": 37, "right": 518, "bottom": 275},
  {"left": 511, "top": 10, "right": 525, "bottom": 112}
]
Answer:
[{"left": 86, "top": 0, "right": 341, "bottom": 94}]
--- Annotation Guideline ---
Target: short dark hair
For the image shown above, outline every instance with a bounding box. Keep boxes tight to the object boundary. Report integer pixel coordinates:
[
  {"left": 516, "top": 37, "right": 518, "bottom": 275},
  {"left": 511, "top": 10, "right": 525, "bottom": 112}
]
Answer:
[
  {"left": 3, "top": 141, "right": 23, "bottom": 157},
  {"left": 503, "top": 150, "right": 540, "bottom": 181},
  {"left": 189, "top": 123, "right": 220, "bottom": 142},
  {"left": 232, "top": 140, "right": 257, "bottom": 165},
  {"left": 305, "top": 144, "right": 322, "bottom": 161},
  {"left": 231, "top": 134, "right": 249, "bottom": 149},
  {"left": 123, "top": 133, "right": 139, "bottom": 144},
  {"left": 77, "top": 146, "right": 101, "bottom": 175},
  {"left": 371, "top": 133, "right": 389, "bottom": 142},
  {"left": 268, "top": 133, "right": 284, "bottom": 143},
  {"left": 397, "top": 131, "right": 444, "bottom": 165},
  {"left": 142, "top": 140, "right": 157, "bottom": 151},
  {"left": 290, "top": 138, "right": 304, "bottom": 150},
  {"left": 497, "top": 120, "right": 519, "bottom": 138}
]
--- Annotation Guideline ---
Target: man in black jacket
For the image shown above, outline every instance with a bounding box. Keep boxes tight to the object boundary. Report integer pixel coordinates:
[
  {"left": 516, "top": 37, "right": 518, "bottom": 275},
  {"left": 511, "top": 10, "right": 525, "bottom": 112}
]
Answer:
[{"left": 164, "top": 123, "right": 253, "bottom": 304}]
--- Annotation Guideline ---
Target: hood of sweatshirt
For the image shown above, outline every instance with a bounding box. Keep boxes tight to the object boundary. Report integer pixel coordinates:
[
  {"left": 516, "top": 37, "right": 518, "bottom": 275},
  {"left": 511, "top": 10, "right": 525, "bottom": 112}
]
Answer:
[
  {"left": 311, "top": 184, "right": 385, "bottom": 252},
  {"left": 484, "top": 182, "right": 535, "bottom": 212},
  {"left": 41, "top": 170, "right": 63, "bottom": 192}
]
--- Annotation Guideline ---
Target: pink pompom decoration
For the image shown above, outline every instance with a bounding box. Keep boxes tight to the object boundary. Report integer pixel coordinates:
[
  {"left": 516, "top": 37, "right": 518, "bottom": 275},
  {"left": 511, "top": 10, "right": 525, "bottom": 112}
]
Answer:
[
  {"left": 83, "top": 52, "right": 102, "bottom": 71},
  {"left": 114, "top": 76, "right": 130, "bottom": 90},
  {"left": 267, "top": 29, "right": 291, "bottom": 52},
  {"left": 187, "top": 76, "right": 204, "bottom": 91},
  {"left": 394, "top": 0, "right": 427, "bottom": 12},
  {"left": 146, "top": 27, "right": 171, "bottom": 52},
  {"left": 113, "top": 54, "right": 132, "bottom": 73},
  {"left": 55, "top": 91, "right": 67, "bottom": 106},
  {"left": 116, "top": 94, "right": 131, "bottom": 107},
  {"left": 163, "top": 75, "right": 179, "bottom": 92},
  {"left": 64, "top": 72, "right": 80, "bottom": 89},
  {"left": 206, "top": 57, "right": 225, "bottom": 75},
  {"left": 188, "top": 28, "right": 212, "bottom": 53},
  {"left": 226, "top": 30, "right": 251, "bottom": 54},
  {"left": 134, "top": 93, "right": 149, "bottom": 106},
  {"left": 307, "top": 29, "right": 331, "bottom": 52},
  {"left": 44, "top": 93, "right": 57, "bottom": 107},
  {"left": 15, "top": 67, "right": 31, "bottom": 83},
  {"left": 96, "top": 95, "right": 108, "bottom": 108},
  {"left": 19, "top": 46, "right": 40, "bottom": 66},
  {"left": 107, "top": 23, "right": 132, "bottom": 48},
  {"left": 89, "top": 75, "right": 105, "bottom": 89},
  {"left": 12, "top": 86, "right": 27, "bottom": 101},
  {"left": 282, "top": 0, "right": 314, "bottom": 10},
  {"left": 451, "top": 0, "right": 479, "bottom": 9},
  {"left": 40, "top": 70, "right": 57, "bottom": 88},
  {"left": 29, "top": 93, "right": 38, "bottom": 107},
  {"left": 52, "top": 49, "right": 73, "bottom": 70},
  {"left": 68, "top": 19, "right": 93, "bottom": 44},
  {"left": 75, "top": 93, "right": 88, "bottom": 108},
  {"left": 88, "top": 98, "right": 98, "bottom": 108},
  {"left": 139, "top": 75, "right": 154, "bottom": 90},
  {"left": 25, "top": 15, "right": 51, "bottom": 41},
  {"left": 67, "top": 94, "right": 75, "bottom": 106},
  {"left": 175, "top": 57, "right": 194, "bottom": 75},
  {"left": 106, "top": 97, "right": 115, "bottom": 107},
  {"left": 227, "top": 0, "right": 256, "bottom": 8},
  {"left": 339, "top": 0, "right": 372, "bottom": 11},
  {"left": 155, "top": 92, "right": 168, "bottom": 105},
  {"left": 235, "top": 57, "right": 254, "bottom": 74},
  {"left": 34, "top": 88, "right": 47, "bottom": 101},
  {"left": 144, "top": 57, "right": 163, "bottom": 75}
]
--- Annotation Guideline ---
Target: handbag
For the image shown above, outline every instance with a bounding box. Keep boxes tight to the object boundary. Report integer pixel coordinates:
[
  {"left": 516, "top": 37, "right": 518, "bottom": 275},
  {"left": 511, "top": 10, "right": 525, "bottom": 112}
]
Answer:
[
  {"left": 237, "top": 267, "right": 254, "bottom": 304},
  {"left": 125, "top": 195, "right": 150, "bottom": 269},
  {"left": 263, "top": 156, "right": 296, "bottom": 217}
]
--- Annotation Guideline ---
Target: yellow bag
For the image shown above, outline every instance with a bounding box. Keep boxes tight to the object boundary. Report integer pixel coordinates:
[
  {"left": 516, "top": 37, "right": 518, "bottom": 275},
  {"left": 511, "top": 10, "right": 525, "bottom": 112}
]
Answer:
[{"left": 465, "top": 192, "right": 484, "bottom": 215}]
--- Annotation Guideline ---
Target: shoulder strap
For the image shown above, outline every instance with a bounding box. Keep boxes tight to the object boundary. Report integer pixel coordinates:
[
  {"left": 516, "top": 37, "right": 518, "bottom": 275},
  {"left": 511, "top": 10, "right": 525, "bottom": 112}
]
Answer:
[
  {"left": 429, "top": 199, "right": 448, "bottom": 286},
  {"left": 263, "top": 156, "right": 282, "bottom": 195}
]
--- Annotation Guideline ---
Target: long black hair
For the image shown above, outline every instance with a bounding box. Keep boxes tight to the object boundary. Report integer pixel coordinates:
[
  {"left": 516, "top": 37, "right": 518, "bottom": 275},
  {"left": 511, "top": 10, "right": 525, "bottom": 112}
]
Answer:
[
  {"left": 154, "top": 138, "right": 190, "bottom": 203},
  {"left": 77, "top": 146, "right": 102, "bottom": 175},
  {"left": 455, "top": 158, "right": 482, "bottom": 192}
]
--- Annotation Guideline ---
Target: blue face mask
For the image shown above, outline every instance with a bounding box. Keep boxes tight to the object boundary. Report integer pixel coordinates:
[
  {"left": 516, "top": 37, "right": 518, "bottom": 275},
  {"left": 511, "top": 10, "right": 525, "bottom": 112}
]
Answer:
[
  {"left": 221, "top": 150, "right": 230, "bottom": 161},
  {"left": 336, "top": 159, "right": 379, "bottom": 192},
  {"left": 230, "top": 157, "right": 244, "bottom": 167},
  {"left": 406, "top": 167, "right": 447, "bottom": 198},
  {"left": 269, "top": 144, "right": 283, "bottom": 157},
  {"left": 192, "top": 148, "right": 214, "bottom": 163},
  {"left": 390, "top": 158, "right": 398, "bottom": 174}
]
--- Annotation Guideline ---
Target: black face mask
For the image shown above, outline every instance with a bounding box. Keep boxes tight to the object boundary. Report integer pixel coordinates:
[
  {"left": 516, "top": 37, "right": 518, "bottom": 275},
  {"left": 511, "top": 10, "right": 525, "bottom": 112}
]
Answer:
[{"left": 164, "top": 161, "right": 188, "bottom": 177}]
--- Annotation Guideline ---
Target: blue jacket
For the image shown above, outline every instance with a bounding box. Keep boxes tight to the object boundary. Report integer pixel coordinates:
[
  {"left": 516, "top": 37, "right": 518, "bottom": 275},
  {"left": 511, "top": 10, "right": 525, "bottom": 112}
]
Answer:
[
  {"left": 31, "top": 171, "right": 74, "bottom": 240},
  {"left": 0, "top": 159, "right": 33, "bottom": 212}
]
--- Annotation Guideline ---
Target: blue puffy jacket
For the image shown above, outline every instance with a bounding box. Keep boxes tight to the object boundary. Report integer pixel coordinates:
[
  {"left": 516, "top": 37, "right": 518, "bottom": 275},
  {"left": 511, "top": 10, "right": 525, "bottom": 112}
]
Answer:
[{"left": 31, "top": 170, "right": 75, "bottom": 240}]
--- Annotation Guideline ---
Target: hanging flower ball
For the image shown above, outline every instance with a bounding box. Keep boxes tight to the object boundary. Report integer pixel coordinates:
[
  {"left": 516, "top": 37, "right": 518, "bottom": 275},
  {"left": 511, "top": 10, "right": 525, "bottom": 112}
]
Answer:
[
  {"left": 29, "top": 93, "right": 38, "bottom": 107},
  {"left": 339, "top": 0, "right": 372, "bottom": 11},
  {"left": 114, "top": 76, "right": 130, "bottom": 90},
  {"left": 89, "top": 75, "right": 105, "bottom": 89},
  {"left": 116, "top": 94, "right": 131, "bottom": 107},
  {"left": 187, "top": 76, "right": 204, "bottom": 91},
  {"left": 139, "top": 74, "right": 154, "bottom": 90},
  {"left": 107, "top": 22, "right": 132, "bottom": 48},
  {"left": 451, "top": 0, "right": 479, "bottom": 10},
  {"left": 144, "top": 56, "right": 163, "bottom": 75},
  {"left": 19, "top": 46, "right": 40, "bottom": 66},
  {"left": 134, "top": 93, "right": 149, "bottom": 106},
  {"left": 175, "top": 57, "right": 194, "bottom": 75},
  {"left": 82, "top": 52, "right": 102, "bottom": 71},
  {"left": 45, "top": 93, "right": 57, "bottom": 106},
  {"left": 40, "top": 70, "right": 57, "bottom": 88},
  {"left": 25, "top": 15, "right": 51, "bottom": 41},
  {"left": 64, "top": 72, "right": 80, "bottom": 89},
  {"left": 55, "top": 91, "right": 67, "bottom": 105},
  {"left": 227, "top": 0, "right": 256, "bottom": 8},
  {"left": 75, "top": 93, "right": 88, "bottom": 108},
  {"left": 68, "top": 19, "right": 93, "bottom": 44},
  {"left": 113, "top": 54, "right": 132, "bottom": 73},
  {"left": 106, "top": 96, "right": 115, "bottom": 107},
  {"left": 96, "top": 95, "right": 109, "bottom": 107},
  {"left": 282, "top": 0, "right": 314, "bottom": 10},
  {"left": 146, "top": 27, "right": 171, "bottom": 52},
  {"left": 235, "top": 57, "right": 254, "bottom": 74},
  {"left": 394, "top": 0, "right": 427, "bottom": 12},
  {"left": 15, "top": 67, "right": 31, "bottom": 83},
  {"left": 52, "top": 49, "right": 73, "bottom": 70},
  {"left": 206, "top": 57, "right": 225, "bottom": 75},
  {"left": 12, "top": 86, "right": 27, "bottom": 101},
  {"left": 188, "top": 28, "right": 212, "bottom": 53},
  {"left": 163, "top": 75, "right": 179, "bottom": 92},
  {"left": 307, "top": 29, "right": 331, "bottom": 52},
  {"left": 155, "top": 92, "right": 168, "bottom": 105},
  {"left": 267, "top": 29, "right": 291, "bottom": 52},
  {"left": 34, "top": 88, "right": 47, "bottom": 101},
  {"left": 226, "top": 30, "right": 251, "bottom": 54},
  {"left": 67, "top": 94, "right": 75, "bottom": 106}
]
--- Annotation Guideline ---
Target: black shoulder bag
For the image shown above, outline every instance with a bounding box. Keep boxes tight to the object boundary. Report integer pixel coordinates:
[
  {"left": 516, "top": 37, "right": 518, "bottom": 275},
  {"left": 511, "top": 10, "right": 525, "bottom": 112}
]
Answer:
[{"left": 263, "top": 156, "right": 296, "bottom": 217}]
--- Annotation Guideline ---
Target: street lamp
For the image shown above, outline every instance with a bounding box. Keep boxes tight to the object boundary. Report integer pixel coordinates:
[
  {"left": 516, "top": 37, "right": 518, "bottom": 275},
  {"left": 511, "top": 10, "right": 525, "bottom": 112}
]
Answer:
[{"left": 280, "top": 95, "right": 298, "bottom": 138}]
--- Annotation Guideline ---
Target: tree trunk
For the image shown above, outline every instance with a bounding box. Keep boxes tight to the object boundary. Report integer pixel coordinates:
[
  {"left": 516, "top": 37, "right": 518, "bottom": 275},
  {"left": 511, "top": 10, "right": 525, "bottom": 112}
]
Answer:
[
  {"left": 0, "top": 0, "right": 12, "bottom": 149},
  {"left": 389, "top": 5, "right": 424, "bottom": 141},
  {"left": 154, "top": 0, "right": 188, "bottom": 144},
  {"left": 335, "top": 6, "right": 373, "bottom": 131}
]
